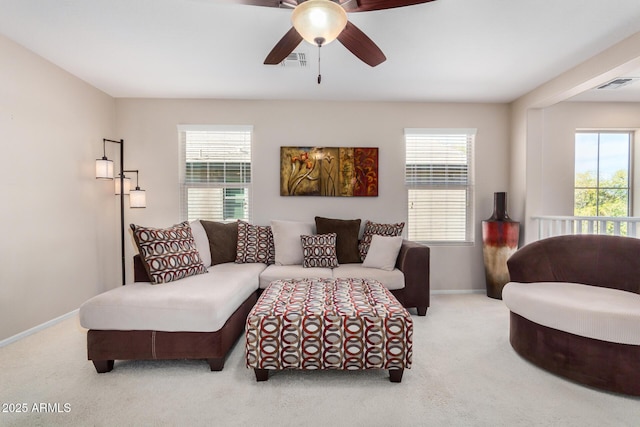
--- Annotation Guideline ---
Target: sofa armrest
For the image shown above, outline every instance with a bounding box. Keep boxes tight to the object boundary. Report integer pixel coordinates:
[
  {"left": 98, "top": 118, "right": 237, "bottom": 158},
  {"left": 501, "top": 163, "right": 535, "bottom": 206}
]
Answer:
[
  {"left": 394, "top": 240, "right": 430, "bottom": 315},
  {"left": 133, "top": 255, "right": 152, "bottom": 283}
]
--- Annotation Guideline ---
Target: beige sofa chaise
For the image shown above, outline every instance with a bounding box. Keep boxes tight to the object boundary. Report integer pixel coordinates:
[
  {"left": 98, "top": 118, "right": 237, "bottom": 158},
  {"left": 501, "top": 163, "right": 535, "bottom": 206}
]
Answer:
[
  {"left": 502, "top": 234, "right": 640, "bottom": 396},
  {"left": 79, "top": 218, "right": 430, "bottom": 373}
]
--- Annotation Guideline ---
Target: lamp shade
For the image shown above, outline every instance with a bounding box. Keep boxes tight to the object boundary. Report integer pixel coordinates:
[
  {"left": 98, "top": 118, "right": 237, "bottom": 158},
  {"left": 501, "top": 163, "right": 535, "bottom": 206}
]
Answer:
[
  {"left": 129, "top": 188, "right": 146, "bottom": 208},
  {"left": 115, "top": 176, "right": 131, "bottom": 195},
  {"left": 95, "top": 158, "right": 114, "bottom": 179},
  {"left": 291, "top": 0, "right": 347, "bottom": 46}
]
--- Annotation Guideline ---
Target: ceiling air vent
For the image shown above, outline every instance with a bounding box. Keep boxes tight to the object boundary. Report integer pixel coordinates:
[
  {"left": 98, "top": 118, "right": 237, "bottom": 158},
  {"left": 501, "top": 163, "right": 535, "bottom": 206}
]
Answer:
[
  {"left": 597, "top": 77, "right": 640, "bottom": 90},
  {"left": 280, "top": 52, "right": 308, "bottom": 68}
]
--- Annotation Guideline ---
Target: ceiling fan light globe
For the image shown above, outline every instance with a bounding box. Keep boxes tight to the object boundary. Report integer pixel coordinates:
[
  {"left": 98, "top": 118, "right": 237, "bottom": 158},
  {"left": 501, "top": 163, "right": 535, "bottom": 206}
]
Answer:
[{"left": 292, "top": 0, "right": 347, "bottom": 46}]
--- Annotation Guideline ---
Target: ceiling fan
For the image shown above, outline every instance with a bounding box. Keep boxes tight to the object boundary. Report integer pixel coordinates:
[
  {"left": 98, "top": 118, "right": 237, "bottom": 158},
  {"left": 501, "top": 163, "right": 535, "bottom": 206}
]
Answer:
[{"left": 230, "top": 0, "right": 438, "bottom": 68}]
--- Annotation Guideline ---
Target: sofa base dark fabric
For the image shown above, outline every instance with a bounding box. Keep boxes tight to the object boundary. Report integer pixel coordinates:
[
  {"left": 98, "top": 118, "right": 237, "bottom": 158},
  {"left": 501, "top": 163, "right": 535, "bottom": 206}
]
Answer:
[
  {"left": 509, "top": 312, "right": 640, "bottom": 396},
  {"left": 393, "top": 240, "right": 430, "bottom": 316},
  {"left": 86, "top": 292, "right": 258, "bottom": 373}
]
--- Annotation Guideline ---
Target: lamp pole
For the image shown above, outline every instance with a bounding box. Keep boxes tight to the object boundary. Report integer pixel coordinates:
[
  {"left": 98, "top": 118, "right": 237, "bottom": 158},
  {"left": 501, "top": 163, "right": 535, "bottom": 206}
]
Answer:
[{"left": 103, "top": 138, "right": 126, "bottom": 286}]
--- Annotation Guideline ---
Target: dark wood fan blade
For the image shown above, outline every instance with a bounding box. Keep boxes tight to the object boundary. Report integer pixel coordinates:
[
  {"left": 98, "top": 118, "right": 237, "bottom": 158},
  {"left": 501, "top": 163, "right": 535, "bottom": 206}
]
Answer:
[
  {"left": 220, "top": 0, "right": 297, "bottom": 8},
  {"left": 342, "top": 0, "right": 437, "bottom": 13},
  {"left": 264, "top": 27, "right": 303, "bottom": 65},
  {"left": 337, "top": 21, "right": 386, "bottom": 67},
  {"left": 225, "top": 0, "right": 434, "bottom": 11}
]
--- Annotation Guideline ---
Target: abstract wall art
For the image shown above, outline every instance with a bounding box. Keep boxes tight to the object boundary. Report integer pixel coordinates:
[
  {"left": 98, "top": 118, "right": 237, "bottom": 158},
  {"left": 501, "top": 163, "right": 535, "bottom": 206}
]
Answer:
[{"left": 280, "top": 146, "right": 379, "bottom": 197}]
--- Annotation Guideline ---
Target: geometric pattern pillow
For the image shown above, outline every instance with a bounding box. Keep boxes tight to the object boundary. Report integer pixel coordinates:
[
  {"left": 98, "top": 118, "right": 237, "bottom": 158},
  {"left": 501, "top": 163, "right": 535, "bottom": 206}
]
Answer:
[
  {"left": 130, "top": 221, "right": 207, "bottom": 284},
  {"left": 358, "top": 220, "right": 405, "bottom": 261},
  {"left": 300, "top": 233, "right": 339, "bottom": 268},
  {"left": 235, "top": 220, "right": 275, "bottom": 265}
]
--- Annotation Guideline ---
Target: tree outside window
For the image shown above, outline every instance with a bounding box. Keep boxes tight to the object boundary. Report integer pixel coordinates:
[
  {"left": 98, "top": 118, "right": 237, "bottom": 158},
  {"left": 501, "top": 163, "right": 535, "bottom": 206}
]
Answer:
[{"left": 574, "top": 131, "right": 631, "bottom": 233}]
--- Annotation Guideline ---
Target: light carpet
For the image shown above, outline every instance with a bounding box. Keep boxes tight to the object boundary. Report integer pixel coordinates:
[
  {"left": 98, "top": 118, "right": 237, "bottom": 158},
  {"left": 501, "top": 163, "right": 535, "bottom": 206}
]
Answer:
[{"left": 1, "top": 294, "right": 638, "bottom": 426}]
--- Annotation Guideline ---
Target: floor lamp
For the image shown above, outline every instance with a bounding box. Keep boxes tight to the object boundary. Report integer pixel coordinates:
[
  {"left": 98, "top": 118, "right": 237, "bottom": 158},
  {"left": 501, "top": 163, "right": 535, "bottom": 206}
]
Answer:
[{"left": 96, "top": 138, "right": 146, "bottom": 286}]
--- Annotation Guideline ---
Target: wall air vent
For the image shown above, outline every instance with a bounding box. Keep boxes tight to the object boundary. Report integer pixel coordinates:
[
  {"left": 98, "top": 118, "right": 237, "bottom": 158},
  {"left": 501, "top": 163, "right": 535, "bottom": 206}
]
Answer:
[
  {"left": 597, "top": 77, "right": 640, "bottom": 90},
  {"left": 280, "top": 52, "right": 308, "bottom": 68}
]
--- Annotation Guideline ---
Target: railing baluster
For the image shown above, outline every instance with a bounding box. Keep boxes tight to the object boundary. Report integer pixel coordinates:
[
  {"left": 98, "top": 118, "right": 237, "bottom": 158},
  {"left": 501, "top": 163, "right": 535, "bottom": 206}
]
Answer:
[
  {"left": 532, "top": 215, "right": 640, "bottom": 240},
  {"left": 537, "top": 218, "right": 543, "bottom": 239}
]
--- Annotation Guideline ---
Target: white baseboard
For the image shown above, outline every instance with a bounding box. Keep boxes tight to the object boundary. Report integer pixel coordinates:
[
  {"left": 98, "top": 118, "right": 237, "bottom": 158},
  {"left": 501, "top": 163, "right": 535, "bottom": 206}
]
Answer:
[
  {"left": 0, "top": 309, "right": 79, "bottom": 348},
  {"left": 431, "top": 289, "right": 486, "bottom": 295}
]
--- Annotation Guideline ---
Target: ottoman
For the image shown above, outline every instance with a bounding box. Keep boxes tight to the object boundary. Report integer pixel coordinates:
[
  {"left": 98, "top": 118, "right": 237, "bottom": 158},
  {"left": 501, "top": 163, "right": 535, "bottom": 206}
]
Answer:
[{"left": 245, "top": 278, "right": 413, "bottom": 382}]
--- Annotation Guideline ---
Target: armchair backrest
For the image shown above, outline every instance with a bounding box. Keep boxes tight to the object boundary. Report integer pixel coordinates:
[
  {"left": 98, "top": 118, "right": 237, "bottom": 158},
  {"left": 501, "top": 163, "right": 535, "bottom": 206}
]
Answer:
[{"left": 507, "top": 234, "right": 640, "bottom": 294}]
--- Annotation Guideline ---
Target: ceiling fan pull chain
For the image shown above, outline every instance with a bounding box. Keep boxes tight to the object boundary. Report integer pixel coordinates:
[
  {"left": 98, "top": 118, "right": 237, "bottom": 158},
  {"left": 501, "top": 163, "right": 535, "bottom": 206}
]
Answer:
[
  {"left": 313, "top": 37, "right": 325, "bottom": 84},
  {"left": 317, "top": 43, "right": 322, "bottom": 84}
]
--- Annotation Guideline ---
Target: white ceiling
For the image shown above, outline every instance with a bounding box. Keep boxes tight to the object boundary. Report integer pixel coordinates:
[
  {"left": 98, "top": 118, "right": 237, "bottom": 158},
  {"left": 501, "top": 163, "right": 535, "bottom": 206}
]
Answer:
[{"left": 2, "top": 0, "right": 640, "bottom": 103}]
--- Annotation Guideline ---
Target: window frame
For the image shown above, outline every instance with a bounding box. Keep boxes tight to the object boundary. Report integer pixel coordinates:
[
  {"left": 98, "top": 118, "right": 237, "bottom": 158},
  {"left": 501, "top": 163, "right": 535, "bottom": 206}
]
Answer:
[
  {"left": 404, "top": 128, "right": 476, "bottom": 245},
  {"left": 178, "top": 124, "right": 253, "bottom": 223},
  {"left": 574, "top": 130, "right": 633, "bottom": 217}
]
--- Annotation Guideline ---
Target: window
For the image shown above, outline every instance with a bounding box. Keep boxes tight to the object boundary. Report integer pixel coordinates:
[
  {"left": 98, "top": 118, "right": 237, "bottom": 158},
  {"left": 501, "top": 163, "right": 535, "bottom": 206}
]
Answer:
[
  {"left": 179, "top": 125, "right": 252, "bottom": 222},
  {"left": 574, "top": 131, "right": 631, "bottom": 217},
  {"left": 404, "top": 128, "right": 476, "bottom": 244}
]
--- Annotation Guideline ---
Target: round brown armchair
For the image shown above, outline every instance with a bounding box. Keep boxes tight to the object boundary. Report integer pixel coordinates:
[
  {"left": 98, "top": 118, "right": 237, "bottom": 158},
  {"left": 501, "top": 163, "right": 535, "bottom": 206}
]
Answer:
[{"left": 503, "top": 234, "right": 640, "bottom": 396}]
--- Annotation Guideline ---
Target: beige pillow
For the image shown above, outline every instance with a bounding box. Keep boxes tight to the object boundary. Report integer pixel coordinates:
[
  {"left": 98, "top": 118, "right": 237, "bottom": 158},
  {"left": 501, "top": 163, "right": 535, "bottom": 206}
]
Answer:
[
  {"left": 271, "top": 220, "right": 314, "bottom": 265},
  {"left": 358, "top": 220, "right": 405, "bottom": 261},
  {"left": 362, "top": 235, "right": 403, "bottom": 271},
  {"left": 190, "top": 220, "right": 211, "bottom": 268}
]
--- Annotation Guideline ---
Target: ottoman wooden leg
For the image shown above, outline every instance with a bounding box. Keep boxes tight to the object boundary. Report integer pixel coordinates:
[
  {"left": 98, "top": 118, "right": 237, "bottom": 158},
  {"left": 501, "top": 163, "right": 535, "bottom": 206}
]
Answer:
[
  {"left": 254, "top": 369, "right": 269, "bottom": 382},
  {"left": 92, "top": 360, "right": 114, "bottom": 373},
  {"left": 207, "top": 358, "right": 225, "bottom": 371},
  {"left": 389, "top": 369, "right": 404, "bottom": 383}
]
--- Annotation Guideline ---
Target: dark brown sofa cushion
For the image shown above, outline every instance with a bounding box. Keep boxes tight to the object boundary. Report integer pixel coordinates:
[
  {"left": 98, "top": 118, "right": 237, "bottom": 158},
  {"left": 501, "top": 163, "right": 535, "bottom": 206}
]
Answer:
[
  {"left": 200, "top": 220, "right": 238, "bottom": 265},
  {"left": 314, "top": 216, "right": 361, "bottom": 264}
]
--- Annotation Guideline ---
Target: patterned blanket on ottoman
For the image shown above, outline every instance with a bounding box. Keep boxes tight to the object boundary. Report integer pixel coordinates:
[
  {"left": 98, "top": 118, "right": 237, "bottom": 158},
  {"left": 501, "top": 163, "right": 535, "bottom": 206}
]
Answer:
[{"left": 245, "top": 278, "right": 413, "bottom": 382}]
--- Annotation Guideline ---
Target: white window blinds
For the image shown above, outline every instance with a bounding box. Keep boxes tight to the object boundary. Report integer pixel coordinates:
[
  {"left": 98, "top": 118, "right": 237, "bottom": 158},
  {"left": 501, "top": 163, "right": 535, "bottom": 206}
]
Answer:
[
  {"left": 405, "top": 128, "right": 475, "bottom": 244},
  {"left": 179, "top": 125, "right": 252, "bottom": 222}
]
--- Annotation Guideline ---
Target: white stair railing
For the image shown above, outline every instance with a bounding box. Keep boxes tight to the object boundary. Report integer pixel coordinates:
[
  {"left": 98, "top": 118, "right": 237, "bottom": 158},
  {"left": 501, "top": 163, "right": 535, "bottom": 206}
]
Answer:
[{"left": 532, "top": 216, "right": 640, "bottom": 240}]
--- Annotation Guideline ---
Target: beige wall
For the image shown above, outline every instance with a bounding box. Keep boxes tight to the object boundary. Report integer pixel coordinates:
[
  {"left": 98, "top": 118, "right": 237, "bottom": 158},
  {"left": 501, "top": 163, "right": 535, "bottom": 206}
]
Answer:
[
  {"left": 0, "top": 35, "right": 117, "bottom": 341},
  {"left": 510, "top": 31, "right": 640, "bottom": 243},
  {"left": 535, "top": 101, "right": 640, "bottom": 216},
  {"left": 116, "top": 99, "right": 510, "bottom": 292}
]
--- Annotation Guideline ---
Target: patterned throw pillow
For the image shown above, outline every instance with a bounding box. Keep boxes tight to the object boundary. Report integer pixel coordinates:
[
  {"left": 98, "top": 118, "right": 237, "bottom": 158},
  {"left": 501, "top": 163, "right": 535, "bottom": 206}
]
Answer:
[
  {"left": 300, "top": 233, "right": 339, "bottom": 268},
  {"left": 130, "top": 221, "right": 207, "bottom": 284},
  {"left": 235, "top": 220, "right": 275, "bottom": 264},
  {"left": 358, "top": 220, "right": 405, "bottom": 261}
]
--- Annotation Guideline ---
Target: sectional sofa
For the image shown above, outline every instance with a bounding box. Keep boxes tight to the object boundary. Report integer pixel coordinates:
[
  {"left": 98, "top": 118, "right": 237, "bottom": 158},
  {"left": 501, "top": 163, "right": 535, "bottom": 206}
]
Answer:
[{"left": 79, "top": 217, "right": 430, "bottom": 373}]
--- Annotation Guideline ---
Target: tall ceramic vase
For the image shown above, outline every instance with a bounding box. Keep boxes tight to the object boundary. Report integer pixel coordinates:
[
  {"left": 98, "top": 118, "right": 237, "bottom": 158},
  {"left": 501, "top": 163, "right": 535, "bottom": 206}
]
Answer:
[{"left": 482, "top": 192, "right": 520, "bottom": 299}]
